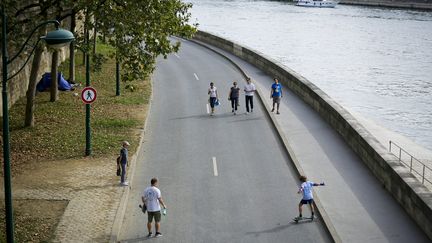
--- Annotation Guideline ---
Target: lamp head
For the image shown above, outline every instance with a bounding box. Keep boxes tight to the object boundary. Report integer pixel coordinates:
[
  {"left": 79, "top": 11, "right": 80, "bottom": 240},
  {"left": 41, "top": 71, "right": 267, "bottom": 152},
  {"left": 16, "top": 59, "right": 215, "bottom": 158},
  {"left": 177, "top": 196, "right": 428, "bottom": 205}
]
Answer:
[{"left": 41, "top": 28, "right": 75, "bottom": 48}]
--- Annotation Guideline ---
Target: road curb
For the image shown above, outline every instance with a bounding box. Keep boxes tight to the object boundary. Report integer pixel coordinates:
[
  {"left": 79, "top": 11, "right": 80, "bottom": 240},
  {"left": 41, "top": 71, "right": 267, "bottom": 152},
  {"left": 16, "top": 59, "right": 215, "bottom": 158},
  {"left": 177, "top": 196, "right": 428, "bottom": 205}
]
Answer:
[
  {"left": 109, "top": 83, "right": 154, "bottom": 243},
  {"left": 189, "top": 38, "right": 342, "bottom": 243}
]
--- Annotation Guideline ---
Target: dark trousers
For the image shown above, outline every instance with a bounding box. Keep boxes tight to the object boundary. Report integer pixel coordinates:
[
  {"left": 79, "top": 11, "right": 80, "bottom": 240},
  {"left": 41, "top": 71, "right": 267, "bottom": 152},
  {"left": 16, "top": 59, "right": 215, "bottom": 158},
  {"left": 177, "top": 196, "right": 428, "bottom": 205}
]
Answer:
[
  {"left": 121, "top": 163, "right": 127, "bottom": 183},
  {"left": 245, "top": 96, "right": 254, "bottom": 112},
  {"left": 231, "top": 97, "right": 238, "bottom": 111}
]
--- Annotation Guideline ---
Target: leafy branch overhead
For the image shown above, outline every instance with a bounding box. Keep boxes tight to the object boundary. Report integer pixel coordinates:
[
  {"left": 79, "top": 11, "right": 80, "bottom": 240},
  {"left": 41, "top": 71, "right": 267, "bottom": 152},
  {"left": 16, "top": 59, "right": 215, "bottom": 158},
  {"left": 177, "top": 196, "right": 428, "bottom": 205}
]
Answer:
[
  {"left": 4, "top": 0, "right": 196, "bottom": 81},
  {"left": 84, "top": 0, "right": 197, "bottom": 80}
]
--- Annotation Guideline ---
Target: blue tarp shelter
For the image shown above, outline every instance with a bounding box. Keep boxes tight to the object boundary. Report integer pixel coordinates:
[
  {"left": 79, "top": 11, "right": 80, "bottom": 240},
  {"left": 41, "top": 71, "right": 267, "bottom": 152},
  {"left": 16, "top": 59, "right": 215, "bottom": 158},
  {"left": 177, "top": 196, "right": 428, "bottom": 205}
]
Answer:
[{"left": 36, "top": 72, "right": 72, "bottom": 92}]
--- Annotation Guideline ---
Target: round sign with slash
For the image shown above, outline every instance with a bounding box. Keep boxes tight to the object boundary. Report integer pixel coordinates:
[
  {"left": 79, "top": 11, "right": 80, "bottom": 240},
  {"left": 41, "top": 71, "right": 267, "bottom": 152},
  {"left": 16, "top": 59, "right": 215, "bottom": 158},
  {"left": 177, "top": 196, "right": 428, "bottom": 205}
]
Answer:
[{"left": 81, "top": 87, "right": 97, "bottom": 104}]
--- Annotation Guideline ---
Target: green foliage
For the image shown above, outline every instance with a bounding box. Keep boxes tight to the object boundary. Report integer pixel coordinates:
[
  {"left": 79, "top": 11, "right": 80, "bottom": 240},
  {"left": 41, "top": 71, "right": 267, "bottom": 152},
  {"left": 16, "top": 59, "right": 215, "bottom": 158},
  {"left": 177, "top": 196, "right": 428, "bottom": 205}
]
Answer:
[
  {"left": 3, "top": 0, "right": 196, "bottom": 86},
  {"left": 92, "top": 0, "right": 198, "bottom": 81},
  {"left": 5, "top": 44, "right": 150, "bottom": 164}
]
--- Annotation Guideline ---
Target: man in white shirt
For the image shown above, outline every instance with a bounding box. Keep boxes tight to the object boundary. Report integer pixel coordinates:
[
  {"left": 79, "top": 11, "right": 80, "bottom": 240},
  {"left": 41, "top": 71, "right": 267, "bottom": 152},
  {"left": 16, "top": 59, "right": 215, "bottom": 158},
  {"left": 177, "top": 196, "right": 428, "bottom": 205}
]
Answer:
[
  {"left": 142, "top": 178, "right": 167, "bottom": 238},
  {"left": 244, "top": 77, "right": 256, "bottom": 113}
]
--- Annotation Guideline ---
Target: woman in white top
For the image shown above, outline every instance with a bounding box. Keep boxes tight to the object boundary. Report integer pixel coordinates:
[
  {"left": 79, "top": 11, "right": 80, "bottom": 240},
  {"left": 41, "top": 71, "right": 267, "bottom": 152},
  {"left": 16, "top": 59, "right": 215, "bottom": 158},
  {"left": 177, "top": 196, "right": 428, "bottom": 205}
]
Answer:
[{"left": 208, "top": 82, "right": 218, "bottom": 115}]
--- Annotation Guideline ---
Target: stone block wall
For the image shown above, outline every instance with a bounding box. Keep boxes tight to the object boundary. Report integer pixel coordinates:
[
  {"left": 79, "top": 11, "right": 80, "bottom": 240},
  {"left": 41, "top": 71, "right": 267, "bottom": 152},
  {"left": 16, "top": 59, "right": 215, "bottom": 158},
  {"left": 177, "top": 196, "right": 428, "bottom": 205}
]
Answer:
[
  {"left": 194, "top": 30, "right": 432, "bottom": 240},
  {"left": 340, "top": 0, "right": 432, "bottom": 9},
  {"left": 0, "top": 47, "right": 69, "bottom": 114}
]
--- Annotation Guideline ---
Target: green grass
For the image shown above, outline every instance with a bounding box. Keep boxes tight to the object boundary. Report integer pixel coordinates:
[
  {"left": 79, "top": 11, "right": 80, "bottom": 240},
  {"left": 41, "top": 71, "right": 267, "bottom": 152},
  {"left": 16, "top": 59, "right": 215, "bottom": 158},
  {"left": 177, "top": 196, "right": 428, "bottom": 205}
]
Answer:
[{"left": 3, "top": 43, "right": 151, "bottom": 168}]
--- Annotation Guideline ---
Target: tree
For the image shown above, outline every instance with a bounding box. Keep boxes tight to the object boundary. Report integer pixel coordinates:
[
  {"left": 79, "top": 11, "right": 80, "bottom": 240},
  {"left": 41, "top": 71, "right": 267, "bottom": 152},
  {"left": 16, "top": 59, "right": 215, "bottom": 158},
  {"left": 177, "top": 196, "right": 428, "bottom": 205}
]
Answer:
[
  {"left": 5, "top": 0, "right": 197, "bottom": 127},
  {"left": 94, "top": 0, "right": 197, "bottom": 82}
]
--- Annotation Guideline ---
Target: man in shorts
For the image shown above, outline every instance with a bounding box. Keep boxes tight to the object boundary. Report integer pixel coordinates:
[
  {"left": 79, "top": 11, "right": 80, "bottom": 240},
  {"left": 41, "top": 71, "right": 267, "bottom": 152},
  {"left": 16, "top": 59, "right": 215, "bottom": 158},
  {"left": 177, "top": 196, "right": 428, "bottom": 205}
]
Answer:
[
  {"left": 142, "top": 178, "right": 167, "bottom": 238},
  {"left": 296, "top": 175, "right": 325, "bottom": 220},
  {"left": 270, "top": 78, "right": 282, "bottom": 114}
]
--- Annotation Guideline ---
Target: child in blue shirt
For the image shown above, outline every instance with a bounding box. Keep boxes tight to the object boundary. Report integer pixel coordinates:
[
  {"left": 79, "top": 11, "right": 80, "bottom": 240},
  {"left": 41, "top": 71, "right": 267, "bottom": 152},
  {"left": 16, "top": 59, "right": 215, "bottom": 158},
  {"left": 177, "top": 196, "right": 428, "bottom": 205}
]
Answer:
[{"left": 296, "top": 175, "right": 325, "bottom": 220}]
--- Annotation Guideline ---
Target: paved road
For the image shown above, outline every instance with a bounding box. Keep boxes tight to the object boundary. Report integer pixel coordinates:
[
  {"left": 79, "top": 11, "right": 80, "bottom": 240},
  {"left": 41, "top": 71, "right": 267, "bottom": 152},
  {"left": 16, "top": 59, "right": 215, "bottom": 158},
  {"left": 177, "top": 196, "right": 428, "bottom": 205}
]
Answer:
[
  {"left": 189, "top": 39, "right": 432, "bottom": 243},
  {"left": 118, "top": 40, "right": 331, "bottom": 242}
]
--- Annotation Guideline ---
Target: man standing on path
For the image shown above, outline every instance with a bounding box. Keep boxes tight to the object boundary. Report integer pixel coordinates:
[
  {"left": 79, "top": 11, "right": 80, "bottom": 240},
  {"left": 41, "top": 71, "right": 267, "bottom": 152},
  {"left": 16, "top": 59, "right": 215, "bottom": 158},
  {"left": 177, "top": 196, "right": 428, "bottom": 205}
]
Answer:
[
  {"left": 229, "top": 81, "right": 240, "bottom": 115},
  {"left": 270, "top": 78, "right": 282, "bottom": 114},
  {"left": 244, "top": 77, "right": 256, "bottom": 114},
  {"left": 142, "top": 178, "right": 167, "bottom": 238},
  {"left": 119, "top": 141, "right": 130, "bottom": 186}
]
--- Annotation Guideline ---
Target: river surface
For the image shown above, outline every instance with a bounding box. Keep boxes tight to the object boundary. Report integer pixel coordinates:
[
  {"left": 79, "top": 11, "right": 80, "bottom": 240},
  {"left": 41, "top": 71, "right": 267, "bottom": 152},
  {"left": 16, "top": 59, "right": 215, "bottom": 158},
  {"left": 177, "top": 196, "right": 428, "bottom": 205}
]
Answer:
[{"left": 187, "top": 0, "right": 432, "bottom": 150}]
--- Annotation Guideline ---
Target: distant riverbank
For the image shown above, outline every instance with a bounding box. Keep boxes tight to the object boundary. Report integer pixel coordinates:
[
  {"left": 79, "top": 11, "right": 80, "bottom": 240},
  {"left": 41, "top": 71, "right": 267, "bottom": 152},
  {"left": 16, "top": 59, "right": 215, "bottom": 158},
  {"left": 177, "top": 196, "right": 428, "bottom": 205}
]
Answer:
[{"left": 340, "top": 0, "right": 432, "bottom": 10}]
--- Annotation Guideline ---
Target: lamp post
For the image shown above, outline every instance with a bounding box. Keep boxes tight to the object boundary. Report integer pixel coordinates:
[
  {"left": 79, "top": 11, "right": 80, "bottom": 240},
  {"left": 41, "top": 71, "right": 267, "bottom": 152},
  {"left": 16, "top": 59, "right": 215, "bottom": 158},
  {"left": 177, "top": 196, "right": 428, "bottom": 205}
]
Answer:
[{"left": 1, "top": 6, "right": 74, "bottom": 242}]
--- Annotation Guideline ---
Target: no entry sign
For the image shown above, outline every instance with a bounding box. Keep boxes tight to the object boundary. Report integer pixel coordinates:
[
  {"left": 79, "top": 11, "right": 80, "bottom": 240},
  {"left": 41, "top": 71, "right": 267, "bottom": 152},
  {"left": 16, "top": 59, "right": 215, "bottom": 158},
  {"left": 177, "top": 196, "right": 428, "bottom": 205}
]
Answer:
[{"left": 81, "top": 87, "right": 97, "bottom": 104}]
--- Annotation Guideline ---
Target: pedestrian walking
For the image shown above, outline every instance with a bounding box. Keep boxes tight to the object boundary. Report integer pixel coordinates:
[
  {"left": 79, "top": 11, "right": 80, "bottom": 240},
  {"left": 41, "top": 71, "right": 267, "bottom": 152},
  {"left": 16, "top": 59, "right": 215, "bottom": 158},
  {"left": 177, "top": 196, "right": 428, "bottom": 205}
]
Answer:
[
  {"left": 119, "top": 141, "right": 130, "bottom": 186},
  {"left": 229, "top": 81, "right": 240, "bottom": 115},
  {"left": 142, "top": 178, "right": 167, "bottom": 238},
  {"left": 270, "top": 78, "right": 282, "bottom": 114},
  {"left": 295, "top": 175, "right": 325, "bottom": 220},
  {"left": 244, "top": 77, "right": 256, "bottom": 114},
  {"left": 208, "top": 82, "right": 218, "bottom": 115}
]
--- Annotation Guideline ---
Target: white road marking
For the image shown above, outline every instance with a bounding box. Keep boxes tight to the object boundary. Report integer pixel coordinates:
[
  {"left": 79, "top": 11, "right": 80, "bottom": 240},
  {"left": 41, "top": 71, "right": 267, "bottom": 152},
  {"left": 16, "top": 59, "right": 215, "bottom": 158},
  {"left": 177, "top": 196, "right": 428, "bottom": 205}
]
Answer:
[
  {"left": 212, "top": 157, "right": 218, "bottom": 176},
  {"left": 174, "top": 53, "right": 180, "bottom": 59},
  {"left": 206, "top": 103, "right": 210, "bottom": 114},
  {"left": 194, "top": 73, "right": 199, "bottom": 80}
]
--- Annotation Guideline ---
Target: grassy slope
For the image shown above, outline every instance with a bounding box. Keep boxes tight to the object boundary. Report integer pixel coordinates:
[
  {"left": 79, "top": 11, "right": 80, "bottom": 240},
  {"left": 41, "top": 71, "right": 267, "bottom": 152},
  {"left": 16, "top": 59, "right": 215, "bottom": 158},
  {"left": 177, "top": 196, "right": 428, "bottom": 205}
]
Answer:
[{"left": 4, "top": 43, "right": 150, "bottom": 175}]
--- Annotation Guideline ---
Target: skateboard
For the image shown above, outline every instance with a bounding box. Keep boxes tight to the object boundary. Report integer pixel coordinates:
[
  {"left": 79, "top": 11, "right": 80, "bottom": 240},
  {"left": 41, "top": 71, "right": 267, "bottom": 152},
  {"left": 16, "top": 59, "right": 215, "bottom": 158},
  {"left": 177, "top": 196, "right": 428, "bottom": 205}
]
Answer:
[{"left": 292, "top": 216, "right": 316, "bottom": 223}]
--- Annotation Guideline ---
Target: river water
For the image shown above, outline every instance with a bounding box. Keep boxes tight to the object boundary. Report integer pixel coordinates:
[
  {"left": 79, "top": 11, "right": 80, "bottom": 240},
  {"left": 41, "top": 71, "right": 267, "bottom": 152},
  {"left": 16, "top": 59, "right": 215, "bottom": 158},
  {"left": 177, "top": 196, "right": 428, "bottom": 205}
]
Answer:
[{"left": 187, "top": 0, "right": 432, "bottom": 150}]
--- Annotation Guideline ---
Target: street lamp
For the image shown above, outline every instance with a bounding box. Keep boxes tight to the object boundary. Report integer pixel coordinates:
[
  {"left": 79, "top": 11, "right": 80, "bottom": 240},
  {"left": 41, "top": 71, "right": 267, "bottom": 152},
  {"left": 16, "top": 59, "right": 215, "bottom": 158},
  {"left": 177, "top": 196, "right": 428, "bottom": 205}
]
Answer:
[{"left": 1, "top": 6, "right": 74, "bottom": 243}]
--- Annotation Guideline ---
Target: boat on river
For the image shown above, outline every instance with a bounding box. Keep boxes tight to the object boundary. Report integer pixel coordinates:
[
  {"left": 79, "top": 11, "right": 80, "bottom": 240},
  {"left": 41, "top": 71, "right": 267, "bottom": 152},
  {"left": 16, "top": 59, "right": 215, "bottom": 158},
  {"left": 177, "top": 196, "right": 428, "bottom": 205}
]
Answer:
[{"left": 296, "top": 0, "right": 339, "bottom": 8}]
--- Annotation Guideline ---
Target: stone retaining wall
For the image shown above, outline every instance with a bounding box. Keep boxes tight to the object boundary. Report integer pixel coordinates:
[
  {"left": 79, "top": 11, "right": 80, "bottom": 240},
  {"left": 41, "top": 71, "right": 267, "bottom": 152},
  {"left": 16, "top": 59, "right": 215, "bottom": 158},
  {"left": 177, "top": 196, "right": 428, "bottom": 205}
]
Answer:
[
  {"left": 0, "top": 48, "right": 69, "bottom": 114},
  {"left": 340, "top": 0, "right": 432, "bottom": 10},
  {"left": 193, "top": 30, "right": 432, "bottom": 240}
]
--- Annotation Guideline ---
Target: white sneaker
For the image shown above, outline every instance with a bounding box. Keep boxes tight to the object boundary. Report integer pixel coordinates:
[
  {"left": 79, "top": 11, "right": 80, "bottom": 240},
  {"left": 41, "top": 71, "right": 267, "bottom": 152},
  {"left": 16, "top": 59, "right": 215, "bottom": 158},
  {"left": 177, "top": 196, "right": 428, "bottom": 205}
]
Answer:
[{"left": 121, "top": 181, "right": 129, "bottom": 186}]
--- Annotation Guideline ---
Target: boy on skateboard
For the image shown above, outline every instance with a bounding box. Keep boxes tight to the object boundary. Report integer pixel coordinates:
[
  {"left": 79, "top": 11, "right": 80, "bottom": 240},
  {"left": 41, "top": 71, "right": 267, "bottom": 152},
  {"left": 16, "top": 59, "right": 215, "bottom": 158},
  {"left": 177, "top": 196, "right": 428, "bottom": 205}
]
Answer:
[{"left": 296, "top": 175, "right": 324, "bottom": 221}]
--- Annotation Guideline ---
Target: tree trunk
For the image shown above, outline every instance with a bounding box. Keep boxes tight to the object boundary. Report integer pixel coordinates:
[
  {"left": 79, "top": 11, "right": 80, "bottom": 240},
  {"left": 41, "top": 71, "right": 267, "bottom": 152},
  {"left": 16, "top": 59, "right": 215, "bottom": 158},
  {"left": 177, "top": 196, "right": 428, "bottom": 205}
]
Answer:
[
  {"left": 50, "top": 50, "right": 59, "bottom": 102},
  {"left": 83, "top": 25, "right": 87, "bottom": 66},
  {"left": 24, "top": 39, "right": 45, "bottom": 127},
  {"left": 93, "top": 22, "right": 97, "bottom": 55},
  {"left": 69, "top": 10, "right": 76, "bottom": 83}
]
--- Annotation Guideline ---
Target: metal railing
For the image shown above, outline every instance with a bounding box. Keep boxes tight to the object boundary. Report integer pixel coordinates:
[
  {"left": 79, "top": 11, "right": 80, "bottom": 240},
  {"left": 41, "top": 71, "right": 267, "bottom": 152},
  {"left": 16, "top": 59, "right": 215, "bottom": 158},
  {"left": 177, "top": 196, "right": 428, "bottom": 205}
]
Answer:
[{"left": 389, "top": 141, "right": 432, "bottom": 187}]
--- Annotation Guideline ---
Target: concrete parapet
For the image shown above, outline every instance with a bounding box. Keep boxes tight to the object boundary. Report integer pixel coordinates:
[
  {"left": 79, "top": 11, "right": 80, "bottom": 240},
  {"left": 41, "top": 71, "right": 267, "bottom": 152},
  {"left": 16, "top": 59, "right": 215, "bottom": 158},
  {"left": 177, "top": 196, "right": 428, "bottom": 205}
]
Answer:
[
  {"left": 193, "top": 30, "right": 432, "bottom": 240},
  {"left": 340, "top": 0, "right": 432, "bottom": 10}
]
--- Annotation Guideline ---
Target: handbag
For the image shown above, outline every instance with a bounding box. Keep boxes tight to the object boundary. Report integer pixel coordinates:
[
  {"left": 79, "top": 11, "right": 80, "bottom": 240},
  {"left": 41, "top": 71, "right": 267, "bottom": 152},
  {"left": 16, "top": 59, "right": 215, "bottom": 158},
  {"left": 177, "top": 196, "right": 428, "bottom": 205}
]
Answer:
[
  {"left": 116, "top": 156, "right": 121, "bottom": 176},
  {"left": 215, "top": 99, "right": 220, "bottom": 106},
  {"left": 139, "top": 204, "right": 147, "bottom": 214}
]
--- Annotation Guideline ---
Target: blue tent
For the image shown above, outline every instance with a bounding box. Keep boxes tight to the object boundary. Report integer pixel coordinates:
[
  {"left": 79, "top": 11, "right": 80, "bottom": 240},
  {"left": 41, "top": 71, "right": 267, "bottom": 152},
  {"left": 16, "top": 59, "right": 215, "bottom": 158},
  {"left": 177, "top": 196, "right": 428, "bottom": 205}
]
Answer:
[{"left": 36, "top": 72, "right": 72, "bottom": 92}]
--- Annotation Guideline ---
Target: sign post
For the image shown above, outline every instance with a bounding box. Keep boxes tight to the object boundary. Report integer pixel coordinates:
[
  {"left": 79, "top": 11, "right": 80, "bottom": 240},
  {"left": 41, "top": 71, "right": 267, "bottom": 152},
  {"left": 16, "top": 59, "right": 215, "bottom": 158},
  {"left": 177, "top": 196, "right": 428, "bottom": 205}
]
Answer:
[{"left": 81, "top": 86, "right": 97, "bottom": 156}]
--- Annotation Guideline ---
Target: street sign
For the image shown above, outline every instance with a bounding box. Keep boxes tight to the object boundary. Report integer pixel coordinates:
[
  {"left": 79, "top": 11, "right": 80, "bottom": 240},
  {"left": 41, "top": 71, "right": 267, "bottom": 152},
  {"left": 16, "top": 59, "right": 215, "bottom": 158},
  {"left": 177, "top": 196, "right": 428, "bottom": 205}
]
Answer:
[{"left": 81, "top": 87, "right": 97, "bottom": 104}]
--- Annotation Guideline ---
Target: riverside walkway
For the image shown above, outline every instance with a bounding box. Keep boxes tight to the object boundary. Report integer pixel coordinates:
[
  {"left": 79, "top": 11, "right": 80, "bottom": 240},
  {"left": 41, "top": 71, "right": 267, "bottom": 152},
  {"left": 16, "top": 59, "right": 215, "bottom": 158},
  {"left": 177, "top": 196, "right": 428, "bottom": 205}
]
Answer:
[
  {"left": 184, "top": 38, "right": 431, "bottom": 242},
  {"left": 116, "top": 36, "right": 431, "bottom": 242}
]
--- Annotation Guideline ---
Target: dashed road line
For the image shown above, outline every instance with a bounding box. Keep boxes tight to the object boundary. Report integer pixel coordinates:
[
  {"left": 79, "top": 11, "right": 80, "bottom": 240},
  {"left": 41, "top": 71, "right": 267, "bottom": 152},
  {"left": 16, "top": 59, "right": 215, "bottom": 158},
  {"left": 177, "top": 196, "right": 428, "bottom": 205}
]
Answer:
[
  {"left": 194, "top": 73, "right": 199, "bottom": 80},
  {"left": 212, "top": 157, "right": 218, "bottom": 176}
]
